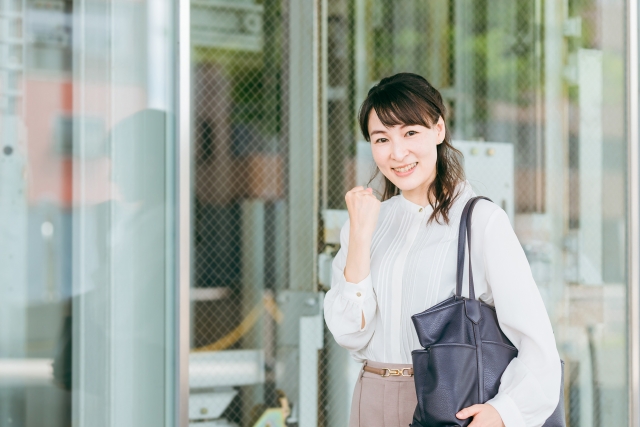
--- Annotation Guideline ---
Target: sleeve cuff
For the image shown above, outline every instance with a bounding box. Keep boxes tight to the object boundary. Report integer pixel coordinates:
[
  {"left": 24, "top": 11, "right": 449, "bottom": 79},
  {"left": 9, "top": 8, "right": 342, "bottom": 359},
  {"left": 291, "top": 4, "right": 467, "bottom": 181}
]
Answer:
[
  {"left": 342, "top": 273, "right": 373, "bottom": 303},
  {"left": 486, "top": 393, "right": 526, "bottom": 427}
]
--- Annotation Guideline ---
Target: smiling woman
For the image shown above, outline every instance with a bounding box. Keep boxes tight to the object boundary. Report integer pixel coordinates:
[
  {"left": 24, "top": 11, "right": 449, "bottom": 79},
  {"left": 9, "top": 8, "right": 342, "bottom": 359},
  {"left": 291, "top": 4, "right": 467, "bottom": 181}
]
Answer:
[{"left": 325, "top": 73, "right": 562, "bottom": 427}]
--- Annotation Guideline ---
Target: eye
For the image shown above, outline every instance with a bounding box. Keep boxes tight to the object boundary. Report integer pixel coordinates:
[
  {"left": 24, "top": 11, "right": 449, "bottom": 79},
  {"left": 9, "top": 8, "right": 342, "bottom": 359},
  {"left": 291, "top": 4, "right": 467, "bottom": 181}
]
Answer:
[
  {"left": 406, "top": 130, "right": 418, "bottom": 137},
  {"left": 374, "top": 137, "right": 388, "bottom": 143}
]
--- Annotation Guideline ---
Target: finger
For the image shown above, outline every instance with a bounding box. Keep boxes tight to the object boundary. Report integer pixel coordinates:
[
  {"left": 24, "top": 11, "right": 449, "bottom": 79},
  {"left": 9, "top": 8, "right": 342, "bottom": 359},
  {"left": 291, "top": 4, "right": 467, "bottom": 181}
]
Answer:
[
  {"left": 456, "top": 405, "right": 482, "bottom": 420},
  {"left": 366, "top": 187, "right": 373, "bottom": 193},
  {"left": 353, "top": 189, "right": 376, "bottom": 198}
]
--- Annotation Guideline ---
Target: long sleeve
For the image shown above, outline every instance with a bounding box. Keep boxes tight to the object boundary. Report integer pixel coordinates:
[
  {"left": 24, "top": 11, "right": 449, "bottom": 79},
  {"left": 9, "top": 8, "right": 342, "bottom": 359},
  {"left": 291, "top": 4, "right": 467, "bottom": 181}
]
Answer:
[
  {"left": 481, "top": 209, "right": 561, "bottom": 427},
  {"left": 323, "top": 220, "right": 378, "bottom": 353}
]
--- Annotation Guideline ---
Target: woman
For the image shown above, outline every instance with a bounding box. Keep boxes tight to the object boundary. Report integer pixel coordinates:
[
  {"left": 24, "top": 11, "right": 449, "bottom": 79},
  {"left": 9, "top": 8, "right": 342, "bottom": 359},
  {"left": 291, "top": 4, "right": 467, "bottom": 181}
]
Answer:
[{"left": 324, "top": 73, "right": 561, "bottom": 427}]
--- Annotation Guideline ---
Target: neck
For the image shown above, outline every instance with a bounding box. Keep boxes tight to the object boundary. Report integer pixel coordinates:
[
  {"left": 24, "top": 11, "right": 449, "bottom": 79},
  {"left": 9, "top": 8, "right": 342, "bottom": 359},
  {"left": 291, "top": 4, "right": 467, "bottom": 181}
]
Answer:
[
  {"left": 401, "top": 173, "right": 437, "bottom": 207},
  {"left": 402, "top": 184, "right": 435, "bottom": 207}
]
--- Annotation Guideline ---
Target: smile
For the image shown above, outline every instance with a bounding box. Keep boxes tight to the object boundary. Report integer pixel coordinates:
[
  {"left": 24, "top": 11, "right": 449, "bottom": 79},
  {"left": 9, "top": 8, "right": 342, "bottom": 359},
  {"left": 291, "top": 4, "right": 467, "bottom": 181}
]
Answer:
[{"left": 392, "top": 162, "right": 417, "bottom": 173}]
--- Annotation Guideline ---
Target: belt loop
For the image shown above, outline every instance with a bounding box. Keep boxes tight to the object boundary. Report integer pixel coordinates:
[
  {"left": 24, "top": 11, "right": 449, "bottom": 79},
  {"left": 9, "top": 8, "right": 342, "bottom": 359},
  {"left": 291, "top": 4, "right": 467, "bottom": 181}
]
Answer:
[{"left": 360, "top": 360, "right": 367, "bottom": 381}]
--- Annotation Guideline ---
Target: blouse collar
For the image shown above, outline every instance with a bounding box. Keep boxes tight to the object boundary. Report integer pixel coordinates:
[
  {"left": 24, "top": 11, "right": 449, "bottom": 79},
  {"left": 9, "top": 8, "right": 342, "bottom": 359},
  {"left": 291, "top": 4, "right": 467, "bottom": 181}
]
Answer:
[
  {"left": 397, "top": 180, "right": 473, "bottom": 215},
  {"left": 398, "top": 192, "right": 434, "bottom": 214}
]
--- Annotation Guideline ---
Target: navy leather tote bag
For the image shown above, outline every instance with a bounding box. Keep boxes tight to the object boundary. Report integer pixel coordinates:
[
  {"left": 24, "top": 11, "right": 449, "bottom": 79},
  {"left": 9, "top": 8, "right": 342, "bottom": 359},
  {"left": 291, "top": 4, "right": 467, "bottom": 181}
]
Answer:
[{"left": 410, "top": 196, "right": 565, "bottom": 427}]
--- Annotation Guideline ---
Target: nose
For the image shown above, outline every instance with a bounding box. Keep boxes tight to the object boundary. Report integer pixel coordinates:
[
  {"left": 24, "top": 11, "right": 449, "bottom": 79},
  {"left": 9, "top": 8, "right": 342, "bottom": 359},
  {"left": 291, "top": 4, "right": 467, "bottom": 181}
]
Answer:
[{"left": 390, "top": 140, "right": 408, "bottom": 161}]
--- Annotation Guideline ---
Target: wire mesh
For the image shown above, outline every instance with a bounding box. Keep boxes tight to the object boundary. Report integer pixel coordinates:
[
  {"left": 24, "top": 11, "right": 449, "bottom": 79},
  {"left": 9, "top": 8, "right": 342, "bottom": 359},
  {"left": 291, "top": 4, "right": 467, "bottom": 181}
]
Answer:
[{"left": 189, "top": 0, "right": 628, "bottom": 426}]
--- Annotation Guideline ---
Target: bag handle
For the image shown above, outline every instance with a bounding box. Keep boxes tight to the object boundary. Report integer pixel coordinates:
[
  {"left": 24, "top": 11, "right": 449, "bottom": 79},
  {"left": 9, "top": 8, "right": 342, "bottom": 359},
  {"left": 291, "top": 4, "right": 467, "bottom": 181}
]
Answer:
[{"left": 455, "top": 196, "right": 492, "bottom": 299}]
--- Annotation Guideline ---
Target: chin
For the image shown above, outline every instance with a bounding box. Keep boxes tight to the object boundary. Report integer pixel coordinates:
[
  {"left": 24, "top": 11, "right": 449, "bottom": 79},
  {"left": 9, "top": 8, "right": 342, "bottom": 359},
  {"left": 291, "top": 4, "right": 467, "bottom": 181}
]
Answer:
[{"left": 389, "top": 179, "right": 424, "bottom": 192}]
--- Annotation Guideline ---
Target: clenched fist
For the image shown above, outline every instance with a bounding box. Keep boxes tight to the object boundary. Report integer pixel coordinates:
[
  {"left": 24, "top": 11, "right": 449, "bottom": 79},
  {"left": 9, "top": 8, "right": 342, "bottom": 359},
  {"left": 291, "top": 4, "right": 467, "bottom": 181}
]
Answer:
[
  {"left": 343, "top": 187, "right": 380, "bottom": 328},
  {"left": 345, "top": 186, "right": 381, "bottom": 240}
]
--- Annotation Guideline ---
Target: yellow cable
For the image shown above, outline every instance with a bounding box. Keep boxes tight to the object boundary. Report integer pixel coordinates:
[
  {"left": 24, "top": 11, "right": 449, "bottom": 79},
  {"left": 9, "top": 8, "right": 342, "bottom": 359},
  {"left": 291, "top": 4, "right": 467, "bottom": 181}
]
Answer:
[
  {"left": 263, "top": 294, "right": 284, "bottom": 324},
  {"left": 192, "top": 293, "right": 284, "bottom": 353}
]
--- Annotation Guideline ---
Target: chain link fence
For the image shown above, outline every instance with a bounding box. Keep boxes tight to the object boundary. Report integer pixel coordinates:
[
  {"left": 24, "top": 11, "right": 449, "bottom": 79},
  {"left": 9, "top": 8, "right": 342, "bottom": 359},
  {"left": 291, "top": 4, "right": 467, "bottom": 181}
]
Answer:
[{"left": 189, "top": 0, "right": 628, "bottom": 426}]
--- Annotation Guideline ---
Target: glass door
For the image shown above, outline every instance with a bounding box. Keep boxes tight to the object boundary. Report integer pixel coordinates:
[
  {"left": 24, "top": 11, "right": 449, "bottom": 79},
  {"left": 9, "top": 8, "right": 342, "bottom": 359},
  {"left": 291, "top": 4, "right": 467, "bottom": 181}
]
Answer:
[
  {"left": 188, "top": 0, "right": 324, "bottom": 425},
  {"left": 0, "top": 0, "right": 179, "bottom": 423}
]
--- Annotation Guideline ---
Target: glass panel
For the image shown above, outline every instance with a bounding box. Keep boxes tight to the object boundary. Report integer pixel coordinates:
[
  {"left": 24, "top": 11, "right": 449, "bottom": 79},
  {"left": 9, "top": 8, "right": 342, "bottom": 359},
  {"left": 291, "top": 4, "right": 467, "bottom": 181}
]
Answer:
[
  {"left": 189, "top": 0, "right": 322, "bottom": 424},
  {"left": 327, "top": 0, "right": 629, "bottom": 425},
  {"left": 0, "top": 0, "right": 178, "bottom": 423}
]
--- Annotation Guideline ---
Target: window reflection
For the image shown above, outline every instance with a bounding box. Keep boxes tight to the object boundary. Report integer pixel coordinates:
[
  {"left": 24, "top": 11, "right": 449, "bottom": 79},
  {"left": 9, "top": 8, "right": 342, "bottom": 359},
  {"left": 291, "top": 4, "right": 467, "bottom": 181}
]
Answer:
[{"left": 0, "top": 0, "right": 176, "bottom": 421}]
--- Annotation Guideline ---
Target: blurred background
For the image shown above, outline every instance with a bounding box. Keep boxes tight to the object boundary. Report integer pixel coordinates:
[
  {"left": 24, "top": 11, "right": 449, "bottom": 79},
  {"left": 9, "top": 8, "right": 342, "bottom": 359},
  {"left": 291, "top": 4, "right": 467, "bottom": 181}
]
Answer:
[{"left": 0, "top": 0, "right": 634, "bottom": 426}]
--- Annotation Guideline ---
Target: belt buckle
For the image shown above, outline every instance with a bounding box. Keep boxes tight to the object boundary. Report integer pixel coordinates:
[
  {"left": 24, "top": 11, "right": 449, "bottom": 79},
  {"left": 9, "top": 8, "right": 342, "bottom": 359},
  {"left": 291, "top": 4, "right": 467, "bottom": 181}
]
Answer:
[
  {"left": 382, "top": 368, "right": 401, "bottom": 377},
  {"left": 381, "top": 368, "right": 413, "bottom": 377},
  {"left": 401, "top": 368, "right": 413, "bottom": 377}
]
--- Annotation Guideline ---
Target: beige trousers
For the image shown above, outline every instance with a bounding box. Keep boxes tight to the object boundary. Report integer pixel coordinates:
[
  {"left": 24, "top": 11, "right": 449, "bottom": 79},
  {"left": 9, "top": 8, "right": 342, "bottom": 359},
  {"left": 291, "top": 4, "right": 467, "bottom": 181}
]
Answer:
[{"left": 348, "top": 360, "right": 417, "bottom": 427}]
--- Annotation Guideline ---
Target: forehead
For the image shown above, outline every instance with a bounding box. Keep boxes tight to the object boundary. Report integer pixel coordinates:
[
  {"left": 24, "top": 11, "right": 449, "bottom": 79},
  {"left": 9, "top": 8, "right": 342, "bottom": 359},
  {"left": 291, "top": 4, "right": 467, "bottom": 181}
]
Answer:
[{"left": 367, "top": 109, "right": 426, "bottom": 132}]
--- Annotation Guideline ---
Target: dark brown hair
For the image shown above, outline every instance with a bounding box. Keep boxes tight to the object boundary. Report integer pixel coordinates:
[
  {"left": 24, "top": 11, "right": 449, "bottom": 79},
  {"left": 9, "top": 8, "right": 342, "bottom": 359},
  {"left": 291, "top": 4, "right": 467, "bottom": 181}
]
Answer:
[{"left": 358, "top": 73, "right": 465, "bottom": 225}]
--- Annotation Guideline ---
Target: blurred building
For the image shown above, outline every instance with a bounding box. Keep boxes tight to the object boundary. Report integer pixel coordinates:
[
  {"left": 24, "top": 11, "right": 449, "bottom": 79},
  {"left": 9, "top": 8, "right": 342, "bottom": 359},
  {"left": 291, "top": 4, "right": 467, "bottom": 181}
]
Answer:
[{"left": 0, "top": 0, "right": 638, "bottom": 426}]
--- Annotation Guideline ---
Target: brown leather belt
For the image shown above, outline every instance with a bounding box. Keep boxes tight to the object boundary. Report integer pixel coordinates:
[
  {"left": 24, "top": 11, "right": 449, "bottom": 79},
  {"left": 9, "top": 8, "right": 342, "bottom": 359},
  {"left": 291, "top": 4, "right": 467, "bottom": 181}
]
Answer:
[{"left": 363, "top": 365, "right": 414, "bottom": 377}]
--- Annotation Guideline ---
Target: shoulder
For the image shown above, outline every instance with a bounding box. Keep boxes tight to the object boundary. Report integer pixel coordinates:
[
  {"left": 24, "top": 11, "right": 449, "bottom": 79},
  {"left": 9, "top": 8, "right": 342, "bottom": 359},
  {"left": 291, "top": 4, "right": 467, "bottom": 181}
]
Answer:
[
  {"left": 471, "top": 199, "right": 511, "bottom": 235},
  {"left": 472, "top": 198, "right": 503, "bottom": 222}
]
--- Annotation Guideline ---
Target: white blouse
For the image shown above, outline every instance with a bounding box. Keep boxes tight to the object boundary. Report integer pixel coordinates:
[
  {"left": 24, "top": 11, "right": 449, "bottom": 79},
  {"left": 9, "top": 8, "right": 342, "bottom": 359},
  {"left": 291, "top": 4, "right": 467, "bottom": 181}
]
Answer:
[{"left": 324, "top": 181, "right": 561, "bottom": 427}]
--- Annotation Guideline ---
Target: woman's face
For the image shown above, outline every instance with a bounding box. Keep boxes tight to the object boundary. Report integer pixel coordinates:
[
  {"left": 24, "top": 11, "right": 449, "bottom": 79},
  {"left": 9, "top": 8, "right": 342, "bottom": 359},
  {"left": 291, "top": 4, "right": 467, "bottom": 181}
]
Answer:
[{"left": 368, "top": 109, "right": 445, "bottom": 195}]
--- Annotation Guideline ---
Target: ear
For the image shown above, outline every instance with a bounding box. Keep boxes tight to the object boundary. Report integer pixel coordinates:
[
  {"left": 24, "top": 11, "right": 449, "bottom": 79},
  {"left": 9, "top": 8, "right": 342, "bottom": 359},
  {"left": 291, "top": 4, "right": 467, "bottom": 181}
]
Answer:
[{"left": 435, "top": 116, "right": 446, "bottom": 145}]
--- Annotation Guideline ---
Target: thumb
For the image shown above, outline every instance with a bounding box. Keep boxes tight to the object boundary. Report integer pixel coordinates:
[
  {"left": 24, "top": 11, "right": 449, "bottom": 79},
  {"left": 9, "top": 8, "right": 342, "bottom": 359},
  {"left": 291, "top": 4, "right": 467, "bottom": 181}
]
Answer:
[
  {"left": 456, "top": 405, "right": 483, "bottom": 420},
  {"left": 366, "top": 187, "right": 373, "bottom": 193}
]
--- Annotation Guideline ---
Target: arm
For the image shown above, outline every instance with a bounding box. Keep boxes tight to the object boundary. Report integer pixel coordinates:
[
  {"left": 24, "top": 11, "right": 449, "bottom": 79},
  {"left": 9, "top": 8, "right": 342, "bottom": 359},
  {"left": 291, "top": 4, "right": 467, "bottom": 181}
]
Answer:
[
  {"left": 345, "top": 211, "right": 375, "bottom": 329},
  {"left": 482, "top": 209, "right": 561, "bottom": 427},
  {"left": 323, "top": 220, "right": 377, "bottom": 352}
]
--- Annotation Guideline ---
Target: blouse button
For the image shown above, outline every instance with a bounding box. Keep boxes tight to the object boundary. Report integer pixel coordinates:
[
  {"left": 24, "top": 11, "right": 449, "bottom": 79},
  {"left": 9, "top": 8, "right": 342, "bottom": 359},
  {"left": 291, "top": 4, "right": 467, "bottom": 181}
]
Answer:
[
  {"left": 356, "top": 292, "right": 362, "bottom": 297},
  {"left": 419, "top": 208, "right": 423, "bottom": 212}
]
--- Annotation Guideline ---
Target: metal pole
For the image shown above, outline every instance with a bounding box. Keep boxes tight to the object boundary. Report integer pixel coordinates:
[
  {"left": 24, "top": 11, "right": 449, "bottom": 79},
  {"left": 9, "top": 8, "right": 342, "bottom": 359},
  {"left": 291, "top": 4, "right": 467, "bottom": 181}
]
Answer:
[
  {"left": 627, "top": 1, "right": 640, "bottom": 426},
  {"left": 177, "top": 0, "right": 191, "bottom": 422},
  {"left": 288, "top": 0, "right": 319, "bottom": 291}
]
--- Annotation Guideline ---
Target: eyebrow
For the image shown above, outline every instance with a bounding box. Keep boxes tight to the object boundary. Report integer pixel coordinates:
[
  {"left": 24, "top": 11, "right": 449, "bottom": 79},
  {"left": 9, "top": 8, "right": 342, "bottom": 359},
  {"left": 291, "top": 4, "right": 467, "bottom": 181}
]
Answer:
[{"left": 370, "top": 124, "right": 415, "bottom": 137}]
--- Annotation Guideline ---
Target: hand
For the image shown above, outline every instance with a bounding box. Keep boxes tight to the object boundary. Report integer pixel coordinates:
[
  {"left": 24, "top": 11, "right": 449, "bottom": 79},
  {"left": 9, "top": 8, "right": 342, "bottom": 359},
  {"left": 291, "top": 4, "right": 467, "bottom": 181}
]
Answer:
[
  {"left": 456, "top": 404, "right": 504, "bottom": 427},
  {"left": 345, "top": 186, "right": 381, "bottom": 239}
]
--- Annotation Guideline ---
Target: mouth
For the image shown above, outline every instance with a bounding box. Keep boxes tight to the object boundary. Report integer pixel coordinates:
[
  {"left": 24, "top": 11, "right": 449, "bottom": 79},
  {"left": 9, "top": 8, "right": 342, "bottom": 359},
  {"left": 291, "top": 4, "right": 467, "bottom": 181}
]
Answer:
[{"left": 392, "top": 162, "right": 418, "bottom": 175}]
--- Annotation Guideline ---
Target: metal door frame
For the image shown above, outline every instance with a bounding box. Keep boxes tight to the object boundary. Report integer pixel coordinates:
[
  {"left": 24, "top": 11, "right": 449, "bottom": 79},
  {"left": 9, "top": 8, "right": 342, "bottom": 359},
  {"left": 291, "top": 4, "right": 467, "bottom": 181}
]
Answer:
[
  {"left": 628, "top": 0, "right": 640, "bottom": 426},
  {"left": 177, "top": 0, "right": 191, "bottom": 422}
]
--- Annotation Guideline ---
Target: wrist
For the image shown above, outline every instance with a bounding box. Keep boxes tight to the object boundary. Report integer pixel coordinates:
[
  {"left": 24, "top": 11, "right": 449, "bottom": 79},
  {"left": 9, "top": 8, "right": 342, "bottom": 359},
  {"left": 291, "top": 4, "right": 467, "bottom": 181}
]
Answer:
[
  {"left": 349, "top": 226, "right": 373, "bottom": 243},
  {"left": 349, "top": 234, "right": 372, "bottom": 248}
]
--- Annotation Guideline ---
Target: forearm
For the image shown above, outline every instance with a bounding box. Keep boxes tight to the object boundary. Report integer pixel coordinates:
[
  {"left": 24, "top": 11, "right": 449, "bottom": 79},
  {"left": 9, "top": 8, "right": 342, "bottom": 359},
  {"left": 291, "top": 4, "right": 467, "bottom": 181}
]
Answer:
[
  {"left": 344, "top": 228, "right": 372, "bottom": 284},
  {"left": 324, "top": 226, "right": 377, "bottom": 350}
]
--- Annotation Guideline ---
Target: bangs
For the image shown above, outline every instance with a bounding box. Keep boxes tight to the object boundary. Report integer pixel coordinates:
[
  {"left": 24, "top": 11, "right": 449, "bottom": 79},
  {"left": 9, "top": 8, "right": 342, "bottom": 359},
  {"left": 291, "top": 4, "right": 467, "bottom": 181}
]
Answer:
[{"left": 359, "top": 83, "right": 441, "bottom": 141}]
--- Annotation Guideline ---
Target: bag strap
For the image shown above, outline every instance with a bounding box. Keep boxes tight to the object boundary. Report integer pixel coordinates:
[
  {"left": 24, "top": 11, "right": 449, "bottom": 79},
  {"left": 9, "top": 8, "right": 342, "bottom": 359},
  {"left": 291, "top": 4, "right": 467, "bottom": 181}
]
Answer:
[{"left": 455, "top": 196, "right": 493, "bottom": 299}]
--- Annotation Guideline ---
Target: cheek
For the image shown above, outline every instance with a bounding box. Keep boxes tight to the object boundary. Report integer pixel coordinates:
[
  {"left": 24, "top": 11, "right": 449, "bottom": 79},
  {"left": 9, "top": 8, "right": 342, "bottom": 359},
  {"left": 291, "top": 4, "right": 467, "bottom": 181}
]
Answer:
[
  {"left": 370, "top": 145, "right": 388, "bottom": 167},
  {"left": 416, "top": 140, "right": 438, "bottom": 163},
  {"left": 425, "top": 145, "right": 439, "bottom": 163}
]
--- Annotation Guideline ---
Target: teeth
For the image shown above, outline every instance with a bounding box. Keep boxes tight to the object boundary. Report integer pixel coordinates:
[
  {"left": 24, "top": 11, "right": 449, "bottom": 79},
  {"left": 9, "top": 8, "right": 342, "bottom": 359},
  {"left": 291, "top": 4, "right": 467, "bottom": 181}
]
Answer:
[{"left": 394, "top": 163, "right": 417, "bottom": 173}]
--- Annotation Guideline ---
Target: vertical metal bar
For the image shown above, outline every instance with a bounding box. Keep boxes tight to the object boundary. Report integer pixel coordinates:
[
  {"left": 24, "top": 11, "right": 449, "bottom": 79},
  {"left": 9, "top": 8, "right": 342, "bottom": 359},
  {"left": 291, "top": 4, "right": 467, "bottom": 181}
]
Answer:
[
  {"left": 454, "top": 0, "right": 474, "bottom": 139},
  {"left": 289, "top": 0, "right": 319, "bottom": 291},
  {"left": 177, "top": 0, "right": 191, "bottom": 422},
  {"left": 628, "top": 0, "right": 639, "bottom": 425},
  {"left": 544, "top": 0, "right": 567, "bottom": 308},
  {"left": 577, "top": 49, "right": 604, "bottom": 285},
  {"left": 320, "top": 0, "right": 328, "bottom": 212},
  {"left": 534, "top": 0, "right": 544, "bottom": 212},
  {"left": 354, "top": 0, "right": 368, "bottom": 111},
  {"left": 240, "top": 199, "right": 265, "bottom": 425}
]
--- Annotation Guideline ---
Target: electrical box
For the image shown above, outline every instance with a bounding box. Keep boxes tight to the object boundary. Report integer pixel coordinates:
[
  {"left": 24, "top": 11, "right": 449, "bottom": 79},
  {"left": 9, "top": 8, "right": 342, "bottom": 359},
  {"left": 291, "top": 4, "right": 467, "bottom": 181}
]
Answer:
[{"left": 453, "top": 141, "right": 514, "bottom": 223}]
